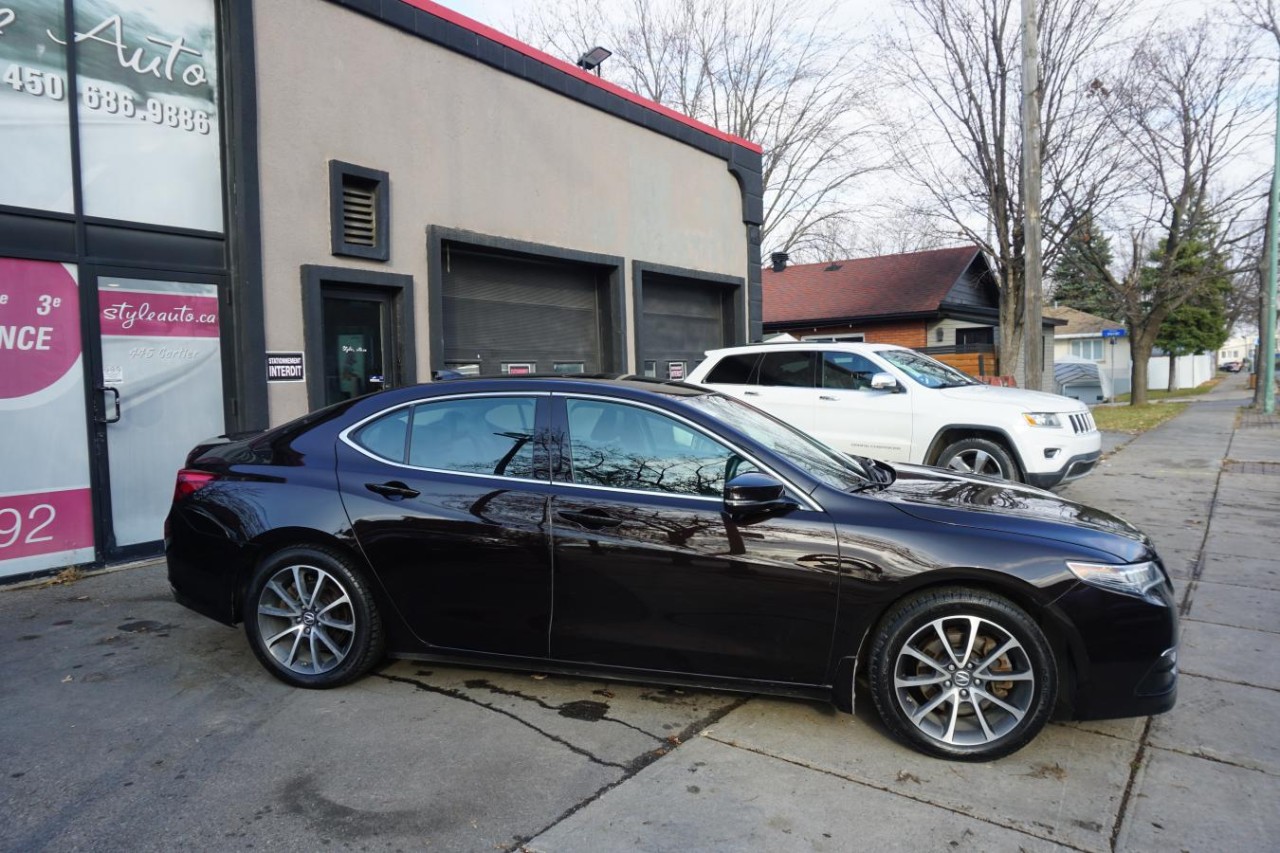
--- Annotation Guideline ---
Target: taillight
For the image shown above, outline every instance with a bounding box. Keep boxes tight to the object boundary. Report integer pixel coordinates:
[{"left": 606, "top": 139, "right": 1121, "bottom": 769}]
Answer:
[{"left": 173, "top": 469, "right": 218, "bottom": 501}]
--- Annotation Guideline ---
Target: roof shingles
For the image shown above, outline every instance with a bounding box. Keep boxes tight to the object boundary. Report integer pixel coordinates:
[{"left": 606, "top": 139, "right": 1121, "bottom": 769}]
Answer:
[{"left": 763, "top": 245, "right": 982, "bottom": 325}]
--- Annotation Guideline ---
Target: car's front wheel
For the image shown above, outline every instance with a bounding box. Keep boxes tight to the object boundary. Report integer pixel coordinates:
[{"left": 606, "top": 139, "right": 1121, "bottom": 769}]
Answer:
[
  {"left": 936, "top": 437, "right": 1019, "bottom": 481},
  {"left": 244, "top": 545, "right": 384, "bottom": 688},
  {"left": 868, "top": 587, "right": 1056, "bottom": 761}
]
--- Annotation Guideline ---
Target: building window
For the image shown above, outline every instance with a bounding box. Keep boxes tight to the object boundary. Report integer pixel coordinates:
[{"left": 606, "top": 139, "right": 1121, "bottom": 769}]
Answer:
[
  {"left": 801, "top": 332, "right": 864, "bottom": 342},
  {"left": 1071, "top": 339, "right": 1105, "bottom": 361},
  {"left": 330, "top": 161, "right": 390, "bottom": 261},
  {"left": 956, "top": 327, "right": 994, "bottom": 348}
]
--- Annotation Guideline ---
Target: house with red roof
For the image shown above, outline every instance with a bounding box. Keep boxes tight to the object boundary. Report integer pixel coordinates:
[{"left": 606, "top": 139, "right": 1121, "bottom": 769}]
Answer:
[{"left": 762, "top": 246, "right": 1059, "bottom": 387}]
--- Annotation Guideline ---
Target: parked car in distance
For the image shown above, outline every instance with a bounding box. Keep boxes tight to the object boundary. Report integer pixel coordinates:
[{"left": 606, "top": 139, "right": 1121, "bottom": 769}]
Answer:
[
  {"left": 167, "top": 376, "right": 1177, "bottom": 761},
  {"left": 1219, "top": 361, "right": 1242, "bottom": 373},
  {"left": 687, "top": 342, "right": 1100, "bottom": 488}
]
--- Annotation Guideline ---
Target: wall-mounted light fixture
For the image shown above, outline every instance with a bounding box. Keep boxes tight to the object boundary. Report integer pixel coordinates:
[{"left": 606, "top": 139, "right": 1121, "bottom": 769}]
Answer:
[{"left": 577, "top": 46, "right": 612, "bottom": 76}]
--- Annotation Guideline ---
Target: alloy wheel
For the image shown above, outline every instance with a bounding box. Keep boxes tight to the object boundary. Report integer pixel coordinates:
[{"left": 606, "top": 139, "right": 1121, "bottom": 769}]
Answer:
[
  {"left": 892, "top": 614, "right": 1036, "bottom": 748},
  {"left": 946, "top": 448, "right": 1007, "bottom": 477},
  {"left": 255, "top": 563, "right": 356, "bottom": 675}
]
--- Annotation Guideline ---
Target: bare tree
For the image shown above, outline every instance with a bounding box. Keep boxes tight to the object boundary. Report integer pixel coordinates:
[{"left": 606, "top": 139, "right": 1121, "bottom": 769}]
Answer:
[
  {"left": 1063, "top": 19, "right": 1266, "bottom": 404},
  {"left": 516, "top": 0, "right": 881, "bottom": 259},
  {"left": 878, "top": 0, "right": 1129, "bottom": 380}
]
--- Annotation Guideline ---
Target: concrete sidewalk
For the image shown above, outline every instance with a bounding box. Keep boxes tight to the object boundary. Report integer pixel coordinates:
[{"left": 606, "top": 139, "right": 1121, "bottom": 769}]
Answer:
[{"left": 527, "top": 373, "right": 1280, "bottom": 852}]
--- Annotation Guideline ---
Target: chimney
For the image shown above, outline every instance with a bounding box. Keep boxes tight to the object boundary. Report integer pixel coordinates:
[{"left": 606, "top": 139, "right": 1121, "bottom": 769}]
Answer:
[{"left": 770, "top": 252, "right": 789, "bottom": 272}]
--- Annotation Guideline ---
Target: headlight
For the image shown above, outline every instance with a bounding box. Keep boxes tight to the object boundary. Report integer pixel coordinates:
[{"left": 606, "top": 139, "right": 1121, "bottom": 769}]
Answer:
[
  {"left": 1067, "top": 560, "right": 1165, "bottom": 599},
  {"left": 1023, "top": 412, "right": 1062, "bottom": 427}
]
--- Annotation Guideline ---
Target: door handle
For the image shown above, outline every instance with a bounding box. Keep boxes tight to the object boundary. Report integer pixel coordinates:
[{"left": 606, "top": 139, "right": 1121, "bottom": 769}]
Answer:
[
  {"left": 818, "top": 395, "right": 838, "bottom": 401},
  {"left": 743, "top": 390, "right": 761, "bottom": 397},
  {"left": 365, "top": 481, "right": 420, "bottom": 500},
  {"left": 96, "top": 386, "right": 121, "bottom": 424},
  {"left": 557, "top": 509, "right": 624, "bottom": 529}
]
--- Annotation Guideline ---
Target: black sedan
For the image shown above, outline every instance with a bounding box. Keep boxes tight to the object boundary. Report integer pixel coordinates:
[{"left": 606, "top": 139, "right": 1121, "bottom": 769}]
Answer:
[{"left": 167, "top": 377, "right": 1177, "bottom": 761}]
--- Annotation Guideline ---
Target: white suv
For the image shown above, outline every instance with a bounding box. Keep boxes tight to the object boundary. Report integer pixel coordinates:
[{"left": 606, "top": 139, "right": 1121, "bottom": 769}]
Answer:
[{"left": 687, "top": 342, "right": 1101, "bottom": 489}]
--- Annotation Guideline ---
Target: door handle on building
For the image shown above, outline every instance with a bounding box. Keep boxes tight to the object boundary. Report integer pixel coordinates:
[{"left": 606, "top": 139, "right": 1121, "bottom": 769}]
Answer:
[{"left": 96, "top": 386, "right": 121, "bottom": 424}]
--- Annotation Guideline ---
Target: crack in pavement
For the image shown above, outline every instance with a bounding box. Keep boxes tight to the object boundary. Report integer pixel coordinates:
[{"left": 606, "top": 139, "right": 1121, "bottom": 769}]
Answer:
[
  {"left": 374, "top": 671, "right": 629, "bottom": 770},
  {"left": 455, "top": 677, "right": 667, "bottom": 742},
  {"left": 1109, "top": 716, "right": 1153, "bottom": 852},
  {"left": 1144, "top": 742, "right": 1277, "bottom": 776},
  {"left": 700, "top": 733, "right": 1096, "bottom": 853},
  {"left": 506, "top": 696, "right": 752, "bottom": 853}
]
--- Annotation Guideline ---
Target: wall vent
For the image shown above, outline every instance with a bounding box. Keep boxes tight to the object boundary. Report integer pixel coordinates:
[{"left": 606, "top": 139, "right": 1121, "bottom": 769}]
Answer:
[
  {"left": 341, "top": 177, "right": 378, "bottom": 247},
  {"left": 329, "top": 161, "right": 390, "bottom": 261}
]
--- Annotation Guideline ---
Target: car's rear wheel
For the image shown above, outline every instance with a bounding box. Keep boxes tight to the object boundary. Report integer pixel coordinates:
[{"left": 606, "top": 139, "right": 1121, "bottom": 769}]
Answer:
[
  {"left": 937, "top": 437, "right": 1019, "bottom": 481},
  {"left": 244, "top": 545, "right": 384, "bottom": 688},
  {"left": 868, "top": 588, "right": 1056, "bottom": 761}
]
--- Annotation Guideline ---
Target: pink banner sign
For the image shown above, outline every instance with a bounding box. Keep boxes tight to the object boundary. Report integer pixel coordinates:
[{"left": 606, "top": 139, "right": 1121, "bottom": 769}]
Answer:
[
  {"left": 0, "top": 258, "right": 82, "bottom": 399},
  {"left": 100, "top": 291, "right": 220, "bottom": 338},
  {"left": 0, "top": 488, "right": 94, "bottom": 561}
]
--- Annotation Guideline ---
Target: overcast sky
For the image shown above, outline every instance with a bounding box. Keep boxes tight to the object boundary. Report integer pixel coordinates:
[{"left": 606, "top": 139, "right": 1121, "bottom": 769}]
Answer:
[{"left": 433, "top": 0, "right": 1274, "bottom": 263}]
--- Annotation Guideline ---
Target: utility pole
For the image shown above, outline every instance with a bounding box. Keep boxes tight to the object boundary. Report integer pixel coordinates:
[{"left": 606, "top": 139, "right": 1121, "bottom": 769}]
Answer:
[
  {"left": 1264, "top": 55, "right": 1279, "bottom": 414},
  {"left": 1020, "top": 0, "right": 1044, "bottom": 390}
]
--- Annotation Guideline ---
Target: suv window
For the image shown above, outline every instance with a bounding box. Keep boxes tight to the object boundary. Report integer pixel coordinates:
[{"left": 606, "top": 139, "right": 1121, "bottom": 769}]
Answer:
[
  {"left": 565, "top": 399, "right": 757, "bottom": 496},
  {"left": 391, "top": 396, "right": 540, "bottom": 477},
  {"left": 705, "top": 353, "right": 760, "bottom": 384},
  {"left": 821, "top": 351, "right": 880, "bottom": 391},
  {"left": 757, "top": 351, "right": 815, "bottom": 387}
]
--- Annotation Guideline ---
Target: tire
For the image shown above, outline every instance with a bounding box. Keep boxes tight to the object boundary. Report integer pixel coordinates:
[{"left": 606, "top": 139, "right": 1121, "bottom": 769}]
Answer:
[
  {"left": 867, "top": 587, "right": 1056, "bottom": 761},
  {"left": 936, "top": 437, "right": 1019, "bottom": 481},
  {"left": 244, "top": 545, "right": 384, "bottom": 688}
]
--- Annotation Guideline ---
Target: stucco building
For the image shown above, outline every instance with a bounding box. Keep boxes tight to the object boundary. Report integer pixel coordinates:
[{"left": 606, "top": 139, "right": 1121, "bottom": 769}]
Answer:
[{"left": 0, "top": 0, "right": 762, "bottom": 580}]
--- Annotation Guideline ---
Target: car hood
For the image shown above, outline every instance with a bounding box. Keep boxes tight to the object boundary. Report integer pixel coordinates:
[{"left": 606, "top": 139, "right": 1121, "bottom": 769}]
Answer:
[
  {"left": 936, "top": 383, "right": 1084, "bottom": 412},
  {"left": 870, "top": 463, "right": 1151, "bottom": 562}
]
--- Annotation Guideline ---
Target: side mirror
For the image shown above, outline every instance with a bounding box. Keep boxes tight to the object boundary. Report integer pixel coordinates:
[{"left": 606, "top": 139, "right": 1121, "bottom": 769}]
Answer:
[
  {"left": 871, "top": 372, "right": 901, "bottom": 392},
  {"left": 724, "top": 472, "right": 797, "bottom": 518}
]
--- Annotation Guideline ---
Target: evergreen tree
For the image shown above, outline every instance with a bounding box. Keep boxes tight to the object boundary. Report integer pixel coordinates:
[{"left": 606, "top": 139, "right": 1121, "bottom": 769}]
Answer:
[
  {"left": 1051, "top": 218, "right": 1120, "bottom": 320},
  {"left": 1152, "top": 230, "right": 1231, "bottom": 390}
]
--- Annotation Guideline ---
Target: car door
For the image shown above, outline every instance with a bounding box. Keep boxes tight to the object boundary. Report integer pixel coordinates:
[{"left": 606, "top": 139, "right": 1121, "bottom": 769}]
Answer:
[
  {"left": 740, "top": 350, "right": 818, "bottom": 434},
  {"left": 811, "top": 350, "right": 914, "bottom": 461},
  {"left": 547, "top": 395, "right": 841, "bottom": 684},
  {"left": 336, "top": 392, "right": 556, "bottom": 657}
]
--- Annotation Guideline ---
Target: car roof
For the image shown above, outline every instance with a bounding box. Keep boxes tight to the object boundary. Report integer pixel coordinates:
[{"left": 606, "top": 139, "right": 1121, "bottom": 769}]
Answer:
[
  {"left": 396, "top": 374, "right": 715, "bottom": 400},
  {"left": 701, "top": 341, "right": 909, "bottom": 358}
]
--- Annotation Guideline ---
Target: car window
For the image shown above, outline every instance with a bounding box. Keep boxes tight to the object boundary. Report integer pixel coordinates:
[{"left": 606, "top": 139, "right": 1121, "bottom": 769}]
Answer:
[
  {"left": 821, "top": 352, "right": 881, "bottom": 391},
  {"left": 757, "top": 351, "right": 815, "bottom": 387},
  {"left": 565, "top": 399, "right": 758, "bottom": 496},
  {"left": 704, "top": 353, "right": 760, "bottom": 384},
  {"left": 351, "top": 408, "right": 410, "bottom": 462},
  {"left": 403, "top": 396, "right": 539, "bottom": 478},
  {"left": 877, "top": 349, "right": 977, "bottom": 388},
  {"left": 682, "top": 394, "right": 871, "bottom": 491}
]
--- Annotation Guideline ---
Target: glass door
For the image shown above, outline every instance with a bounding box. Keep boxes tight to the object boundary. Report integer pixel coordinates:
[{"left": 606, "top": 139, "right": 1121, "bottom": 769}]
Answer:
[
  {"left": 95, "top": 274, "right": 226, "bottom": 551},
  {"left": 321, "top": 291, "right": 396, "bottom": 406}
]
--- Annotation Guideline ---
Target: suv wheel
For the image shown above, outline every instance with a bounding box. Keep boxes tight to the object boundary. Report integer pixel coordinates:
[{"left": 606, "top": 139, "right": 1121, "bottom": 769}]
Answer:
[{"left": 937, "top": 437, "right": 1018, "bottom": 481}]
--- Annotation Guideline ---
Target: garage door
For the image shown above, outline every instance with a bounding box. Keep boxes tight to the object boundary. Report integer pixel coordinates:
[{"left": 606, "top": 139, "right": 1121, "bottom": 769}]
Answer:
[
  {"left": 442, "top": 247, "right": 611, "bottom": 375},
  {"left": 640, "top": 274, "right": 734, "bottom": 380}
]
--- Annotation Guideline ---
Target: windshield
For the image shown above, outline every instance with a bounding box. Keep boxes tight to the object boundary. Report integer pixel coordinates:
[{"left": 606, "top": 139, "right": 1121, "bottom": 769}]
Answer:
[
  {"left": 878, "top": 349, "right": 978, "bottom": 388},
  {"left": 683, "top": 394, "right": 871, "bottom": 491}
]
